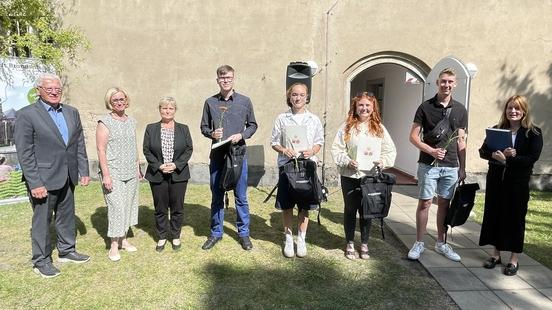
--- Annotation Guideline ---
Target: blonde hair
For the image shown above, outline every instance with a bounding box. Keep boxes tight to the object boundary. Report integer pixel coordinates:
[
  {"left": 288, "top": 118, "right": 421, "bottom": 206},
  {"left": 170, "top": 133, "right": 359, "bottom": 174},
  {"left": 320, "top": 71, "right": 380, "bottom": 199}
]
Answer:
[
  {"left": 285, "top": 83, "right": 309, "bottom": 107},
  {"left": 498, "top": 95, "right": 540, "bottom": 137},
  {"left": 104, "top": 87, "right": 130, "bottom": 110},
  {"left": 158, "top": 96, "right": 177, "bottom": 110}
]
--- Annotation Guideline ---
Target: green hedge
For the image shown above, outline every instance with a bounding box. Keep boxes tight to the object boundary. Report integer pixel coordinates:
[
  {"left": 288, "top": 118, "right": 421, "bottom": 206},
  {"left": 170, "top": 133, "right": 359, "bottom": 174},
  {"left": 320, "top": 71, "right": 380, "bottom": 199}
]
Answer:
[{"left": 0, "top": 171, "right": 27, "bottom": 199}]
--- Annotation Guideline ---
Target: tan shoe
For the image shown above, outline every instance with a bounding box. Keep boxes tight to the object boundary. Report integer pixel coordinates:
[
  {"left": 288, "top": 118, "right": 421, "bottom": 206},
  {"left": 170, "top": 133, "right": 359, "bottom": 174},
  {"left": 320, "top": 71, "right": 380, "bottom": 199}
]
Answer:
[
  {"left": 108, "top": 248, "right": 121, "bottom": 262},
  {"left": 121, "top": 240, "right": 137, "bottom": 252}
]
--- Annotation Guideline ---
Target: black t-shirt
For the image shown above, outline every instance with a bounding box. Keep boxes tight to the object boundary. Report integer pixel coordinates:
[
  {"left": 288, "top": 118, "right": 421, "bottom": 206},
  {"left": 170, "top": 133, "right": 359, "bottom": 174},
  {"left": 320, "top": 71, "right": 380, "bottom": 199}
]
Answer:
[{"left": 413, "top": 95, "right": 468, "bottom": 167}]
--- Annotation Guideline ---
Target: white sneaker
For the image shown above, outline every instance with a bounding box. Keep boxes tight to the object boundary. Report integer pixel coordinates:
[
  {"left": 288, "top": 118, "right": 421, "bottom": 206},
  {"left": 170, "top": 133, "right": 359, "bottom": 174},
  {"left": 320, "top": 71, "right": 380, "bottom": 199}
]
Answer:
[
  {"left": 408, "top": 241, "right": 425, "bottom": 260},
  {"left": 435, "top": 242, "right": 461, "bottom": 262},
  {"left": 283, "top": 234, "right": 295, "bottom": 258},
  {"left": 296, "top": 236, "right": 307, "bottom": 258}
]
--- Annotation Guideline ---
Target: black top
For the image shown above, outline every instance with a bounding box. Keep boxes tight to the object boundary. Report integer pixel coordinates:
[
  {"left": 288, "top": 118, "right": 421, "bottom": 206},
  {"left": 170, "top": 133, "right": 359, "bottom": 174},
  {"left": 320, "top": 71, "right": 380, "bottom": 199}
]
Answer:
[
  {"left": 200, "top": 91, "right": 258, "bottom": 161},
  {"left": 143, "top": 121, "right": 194, "bottom": 183},
  {"left": 479, "top": 126, "right": 543, "bottom": 180},
  {"left": 413, "top": 95, "right": 468, "bottom": 167}
]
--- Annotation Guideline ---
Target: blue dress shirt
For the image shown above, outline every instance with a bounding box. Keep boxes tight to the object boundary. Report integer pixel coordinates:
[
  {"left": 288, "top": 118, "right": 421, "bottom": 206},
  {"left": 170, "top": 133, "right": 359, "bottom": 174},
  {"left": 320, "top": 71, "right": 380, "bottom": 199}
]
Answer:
[{"left": 41, "top": 100, "right": 69, "bottom": 145}]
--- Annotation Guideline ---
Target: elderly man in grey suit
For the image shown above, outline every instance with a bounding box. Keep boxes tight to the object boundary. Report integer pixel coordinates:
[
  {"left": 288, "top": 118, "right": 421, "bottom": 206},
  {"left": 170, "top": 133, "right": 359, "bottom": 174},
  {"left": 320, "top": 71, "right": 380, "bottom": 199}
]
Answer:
[{"left": 15, "top": 73, "right": 91, "bottom": 278}]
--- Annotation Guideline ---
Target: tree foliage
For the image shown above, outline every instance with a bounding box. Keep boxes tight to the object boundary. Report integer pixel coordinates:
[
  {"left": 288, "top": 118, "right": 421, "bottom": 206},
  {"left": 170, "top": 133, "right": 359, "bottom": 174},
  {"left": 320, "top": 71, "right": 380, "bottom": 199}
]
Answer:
[{"left": 0, "top": 0, "right": 89, "bottom": 73}]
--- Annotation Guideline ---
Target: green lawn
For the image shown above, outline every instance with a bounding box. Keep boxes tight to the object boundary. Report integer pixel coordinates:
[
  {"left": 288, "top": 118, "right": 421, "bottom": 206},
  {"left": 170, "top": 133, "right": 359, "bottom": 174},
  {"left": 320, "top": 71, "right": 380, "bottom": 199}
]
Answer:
[
  {"left": 471, "top": 190, "right": 552, "bottom": 269},
  {"left": 0, "top": 182, "right": 458, "bottom": 309}
]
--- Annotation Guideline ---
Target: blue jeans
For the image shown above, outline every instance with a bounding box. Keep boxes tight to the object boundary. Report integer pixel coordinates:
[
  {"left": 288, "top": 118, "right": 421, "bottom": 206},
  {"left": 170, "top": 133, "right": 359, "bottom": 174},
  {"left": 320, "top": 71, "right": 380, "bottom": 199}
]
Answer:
[
  {"left": 417, "top": 163, "right": 458, "bottom": 200},
  {"left": 209, "top": 157, "right": 250, "bottom": 238}
]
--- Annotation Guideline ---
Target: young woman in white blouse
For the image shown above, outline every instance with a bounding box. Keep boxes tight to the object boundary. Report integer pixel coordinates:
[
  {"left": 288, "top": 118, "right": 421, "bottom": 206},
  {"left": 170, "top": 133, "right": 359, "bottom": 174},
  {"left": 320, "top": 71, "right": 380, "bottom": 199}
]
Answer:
[
  {"left": 270, "top": 83, "right": 324, "bottom": 258},
  {"left": 331, "top": 92, "right": 396, "bottom": 260}
]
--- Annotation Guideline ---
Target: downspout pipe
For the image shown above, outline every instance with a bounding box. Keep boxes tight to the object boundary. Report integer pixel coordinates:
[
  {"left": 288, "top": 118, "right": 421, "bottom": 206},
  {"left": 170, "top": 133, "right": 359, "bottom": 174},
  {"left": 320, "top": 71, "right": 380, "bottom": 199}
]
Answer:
[{"left": 321, "top": 0, "right": 338, "bottom": 185}]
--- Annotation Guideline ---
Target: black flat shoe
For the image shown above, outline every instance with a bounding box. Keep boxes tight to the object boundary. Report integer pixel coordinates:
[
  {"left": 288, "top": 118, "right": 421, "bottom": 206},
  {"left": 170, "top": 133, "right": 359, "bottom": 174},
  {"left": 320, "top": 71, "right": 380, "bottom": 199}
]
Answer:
[
  {"left": 239, "top": 236, "right": 253, "bottom": 251},
  {"left": 483, "top": 256, "right": 502, "bottom": 269},
  {"left": 504, "top": 263, "right": 519, "bottom": 276},
  {"left": 202, "top": 236, "right": 222, "bottom": 250},
  {"left": 172, "top": 241, "right": 182, "bottom": 251},
  {"left": 155, "top": 241, "right": 166, "bottom": 253}
]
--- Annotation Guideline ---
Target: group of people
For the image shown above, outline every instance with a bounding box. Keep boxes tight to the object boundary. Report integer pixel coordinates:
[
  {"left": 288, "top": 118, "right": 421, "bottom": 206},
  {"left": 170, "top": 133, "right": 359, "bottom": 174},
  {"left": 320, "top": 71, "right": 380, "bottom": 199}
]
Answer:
[
  {"left": 405, "top": 69, "right": 543, "bottom": 278},
  {"left": 14, "top": 66, "right": 542, "bottom": 279}
]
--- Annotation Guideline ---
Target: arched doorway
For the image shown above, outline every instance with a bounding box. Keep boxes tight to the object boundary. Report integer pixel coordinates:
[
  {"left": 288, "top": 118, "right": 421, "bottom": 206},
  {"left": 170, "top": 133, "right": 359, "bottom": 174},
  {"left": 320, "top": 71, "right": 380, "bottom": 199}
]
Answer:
[{"left": 344, "top": 52, "right": 431, "bottom": 179}]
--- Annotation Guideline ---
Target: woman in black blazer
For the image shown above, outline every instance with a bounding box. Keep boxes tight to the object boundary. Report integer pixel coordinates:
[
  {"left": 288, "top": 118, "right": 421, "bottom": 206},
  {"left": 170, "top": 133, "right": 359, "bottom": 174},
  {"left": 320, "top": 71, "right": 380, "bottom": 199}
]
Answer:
[
  {"left": 143, "top": 97, "right": 193, "bottom": 252},
  {"left": 478, "top": 95, "right": 543, "bottom": 276}
]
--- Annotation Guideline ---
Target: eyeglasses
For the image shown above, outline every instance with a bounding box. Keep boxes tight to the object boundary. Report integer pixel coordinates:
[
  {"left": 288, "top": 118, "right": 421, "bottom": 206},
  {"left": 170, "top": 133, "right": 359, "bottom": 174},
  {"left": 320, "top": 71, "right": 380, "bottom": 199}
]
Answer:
[
  {"left": 38, "top": 86, "right": 62, "bottom": 94},
  {"left": 218, "top": 76, "right": 234, "bottom": 82},
  {"left": 111, "top": 98, "right": 127, "bottom": 103}
]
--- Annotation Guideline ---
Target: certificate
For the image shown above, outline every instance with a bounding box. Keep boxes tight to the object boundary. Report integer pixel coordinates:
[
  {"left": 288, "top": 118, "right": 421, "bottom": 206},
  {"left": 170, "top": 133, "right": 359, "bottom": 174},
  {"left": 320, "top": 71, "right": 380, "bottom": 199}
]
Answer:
[
  {"left": 284, "top": 125, "right": 308, "bottom": 152},
  {"left": 356, "top": 136, "right": 381, "bottom": 171},
  {"left": 211, "top": 137, "right": 232, "bottom": 150}
]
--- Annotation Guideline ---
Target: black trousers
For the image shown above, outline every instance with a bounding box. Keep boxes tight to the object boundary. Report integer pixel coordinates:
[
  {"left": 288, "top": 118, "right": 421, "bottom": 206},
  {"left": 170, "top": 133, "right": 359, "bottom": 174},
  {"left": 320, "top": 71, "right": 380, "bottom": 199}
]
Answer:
[
  {"left": 340, "top": 176, "right": 372, "bottom": 244},
  {"left": 149, "top": 177, "right": 188, "bottom": 240},
  {"left": 29, "top": 179, "right": 76, "bottom": 267}
]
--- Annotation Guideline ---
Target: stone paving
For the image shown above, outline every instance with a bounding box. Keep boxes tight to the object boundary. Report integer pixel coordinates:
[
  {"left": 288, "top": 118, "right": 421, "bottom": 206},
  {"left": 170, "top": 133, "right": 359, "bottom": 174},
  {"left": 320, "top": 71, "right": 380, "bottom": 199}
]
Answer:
[{"left": 388, "top": 185, "right": 552, "bottom": 310}]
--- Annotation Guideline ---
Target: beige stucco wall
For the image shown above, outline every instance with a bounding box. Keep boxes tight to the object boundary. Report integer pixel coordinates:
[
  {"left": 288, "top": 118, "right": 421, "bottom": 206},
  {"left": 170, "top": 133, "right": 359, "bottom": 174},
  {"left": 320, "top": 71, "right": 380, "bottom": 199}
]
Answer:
[{"left": 60, "top": 0, "right": 552, "bottom": 187}]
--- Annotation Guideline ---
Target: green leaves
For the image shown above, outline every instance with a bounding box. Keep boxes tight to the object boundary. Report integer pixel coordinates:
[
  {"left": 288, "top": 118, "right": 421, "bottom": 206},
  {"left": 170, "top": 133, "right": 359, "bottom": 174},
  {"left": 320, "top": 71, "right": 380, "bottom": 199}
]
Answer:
[{"left": 0, "top": 0, "right": 89, "bottom": 74}]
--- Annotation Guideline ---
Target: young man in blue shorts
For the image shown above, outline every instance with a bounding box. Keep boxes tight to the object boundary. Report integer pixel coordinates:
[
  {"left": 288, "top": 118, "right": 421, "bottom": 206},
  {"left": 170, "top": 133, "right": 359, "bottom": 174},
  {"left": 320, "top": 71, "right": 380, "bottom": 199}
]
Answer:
[{"left": 407, "top": 68, "right": 467, "bottom": 261}]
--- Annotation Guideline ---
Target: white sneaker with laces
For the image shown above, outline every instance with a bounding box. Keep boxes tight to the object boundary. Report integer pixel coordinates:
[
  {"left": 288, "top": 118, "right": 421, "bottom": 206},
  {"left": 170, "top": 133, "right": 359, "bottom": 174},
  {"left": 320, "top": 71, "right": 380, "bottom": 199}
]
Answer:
[
  {"left": 408, "top": 241, "right": 425, "bottom": 260},
  {"left": 435, "top": 242, "right": 461, "bottom": 262},
  {"left": 296, "top": 235, "right": 307, "bottom": 258},
  {"left": 283, "top": 234, "right": 295, "bottom": 258}
]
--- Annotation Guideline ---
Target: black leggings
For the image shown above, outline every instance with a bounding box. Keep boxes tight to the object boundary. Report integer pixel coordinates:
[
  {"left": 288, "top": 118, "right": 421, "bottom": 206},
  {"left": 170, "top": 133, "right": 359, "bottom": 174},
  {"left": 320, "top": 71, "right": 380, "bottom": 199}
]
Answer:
[{"left": 340, "top": 176, "right": 372, "bottom": 244}]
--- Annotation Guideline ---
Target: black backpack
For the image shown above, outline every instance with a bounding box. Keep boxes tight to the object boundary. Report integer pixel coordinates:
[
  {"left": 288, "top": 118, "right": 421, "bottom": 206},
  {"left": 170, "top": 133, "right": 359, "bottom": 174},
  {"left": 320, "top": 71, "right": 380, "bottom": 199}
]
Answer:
[
  {"left": 219, "top": 143, "right": 246, "bottom": 192},
  {"left": 282, "top": 158, "right": 325, "bottom": 205},
  {"left": 444, "top": 182, "right": 480, "bottom": 241},
  {"left": 359, "top": 171, "right": 396, "bottom": 239}
]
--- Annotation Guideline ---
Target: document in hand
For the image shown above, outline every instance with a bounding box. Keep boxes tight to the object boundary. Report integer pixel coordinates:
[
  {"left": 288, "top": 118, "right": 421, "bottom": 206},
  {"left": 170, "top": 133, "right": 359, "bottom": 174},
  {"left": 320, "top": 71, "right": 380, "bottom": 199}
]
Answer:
[
  {"left": 356, "top": 136, "right": 381, "bottom": 171},
  {"left": 211, "top": 138, "right": 232, "bottom": 150},
  {"left": 284, "top": 125, "right": 308, "bottom": 152},
  {"left": 485, "top": 128, "right": 512, "bottom": 151}
]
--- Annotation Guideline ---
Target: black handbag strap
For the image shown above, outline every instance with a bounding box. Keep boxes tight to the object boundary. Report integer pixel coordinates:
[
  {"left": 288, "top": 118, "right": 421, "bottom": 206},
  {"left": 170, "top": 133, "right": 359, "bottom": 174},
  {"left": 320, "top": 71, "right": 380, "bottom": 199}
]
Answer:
[{"left": 423, "top": 107, "right": 452, "bottom": 143}]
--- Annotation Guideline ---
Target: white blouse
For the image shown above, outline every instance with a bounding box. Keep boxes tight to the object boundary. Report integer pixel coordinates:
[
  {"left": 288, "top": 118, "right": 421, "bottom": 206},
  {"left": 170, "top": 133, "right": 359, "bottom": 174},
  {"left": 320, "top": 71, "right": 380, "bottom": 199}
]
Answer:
[
  {"left": 270, "top": 109, "right": 324, "bottom": 167},
  {"left": 331, "top": 122, "right": 397, "bottom": 179}
]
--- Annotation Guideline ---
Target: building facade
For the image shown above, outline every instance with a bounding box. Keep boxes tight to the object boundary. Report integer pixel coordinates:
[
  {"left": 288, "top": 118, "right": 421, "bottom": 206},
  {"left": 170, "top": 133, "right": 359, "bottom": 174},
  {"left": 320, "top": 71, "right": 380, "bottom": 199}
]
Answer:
[{"left": 60, "top": 0, "right": 551, "bottom": 189}]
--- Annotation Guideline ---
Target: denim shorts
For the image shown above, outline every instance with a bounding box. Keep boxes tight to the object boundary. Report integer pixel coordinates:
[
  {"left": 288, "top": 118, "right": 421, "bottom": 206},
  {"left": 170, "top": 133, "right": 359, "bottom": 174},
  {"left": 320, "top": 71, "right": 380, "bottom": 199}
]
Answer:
[{"left": 417, "top": 163, "right": 458, "bottom": 200}]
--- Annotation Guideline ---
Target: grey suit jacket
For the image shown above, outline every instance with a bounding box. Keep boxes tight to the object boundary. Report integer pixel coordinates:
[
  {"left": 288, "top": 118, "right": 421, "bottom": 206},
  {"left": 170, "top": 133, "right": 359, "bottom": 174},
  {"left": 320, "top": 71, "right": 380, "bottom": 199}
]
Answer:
[
  {"left": 14, "top": 100, "right": 89, "bottom": 191},
  {"left": 143, "top": 121, "right": 193, "bottom": 183}
]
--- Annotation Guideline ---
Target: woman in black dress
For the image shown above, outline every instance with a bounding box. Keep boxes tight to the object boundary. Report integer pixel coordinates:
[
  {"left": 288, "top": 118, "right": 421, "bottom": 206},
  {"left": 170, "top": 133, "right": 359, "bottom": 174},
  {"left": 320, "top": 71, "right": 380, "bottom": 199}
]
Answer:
[{"left": 479, "top": 95, "right": 543, "bottom": 276}]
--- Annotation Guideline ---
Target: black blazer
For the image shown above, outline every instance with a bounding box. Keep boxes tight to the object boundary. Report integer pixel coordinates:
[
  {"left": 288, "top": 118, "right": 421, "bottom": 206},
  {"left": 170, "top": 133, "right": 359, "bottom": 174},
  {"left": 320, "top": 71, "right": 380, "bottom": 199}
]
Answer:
[
  {"left": 479, "top": 126, "right": 543, "bottom": 181},
  {"left": 143, "top": 121, "right": 193, "bottom": 183}
]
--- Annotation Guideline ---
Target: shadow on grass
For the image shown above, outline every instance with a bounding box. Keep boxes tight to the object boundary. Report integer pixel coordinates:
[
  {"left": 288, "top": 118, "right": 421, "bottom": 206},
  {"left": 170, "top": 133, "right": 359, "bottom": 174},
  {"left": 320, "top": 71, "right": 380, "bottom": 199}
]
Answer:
[
  {"left": 184, "top": 203, "right": 212, "bottom": 239},
  {"left": 266, "top": 210, "right": 346, "bottom": 251},
  {"left": 75, "top": 215, "right": 87, "bottom": 236},
  {"left": 135, "top": 205, "right": 156, "bottom": 241},
  {"left": 200, "top": 256, "right": 452, "bottom": 309},
  {"left": 90, "top": 205, "right": 151, "bottom": 249}
]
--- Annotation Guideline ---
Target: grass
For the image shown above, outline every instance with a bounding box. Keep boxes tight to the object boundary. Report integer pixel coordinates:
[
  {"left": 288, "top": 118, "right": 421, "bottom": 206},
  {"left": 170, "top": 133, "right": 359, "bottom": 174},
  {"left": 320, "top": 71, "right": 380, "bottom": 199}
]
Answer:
[
  {"left": 0, "top": 182, "right": 459, "bottom": 309},
  {"left": 471, "top": 190, "right": 552, "bottom": 269}
]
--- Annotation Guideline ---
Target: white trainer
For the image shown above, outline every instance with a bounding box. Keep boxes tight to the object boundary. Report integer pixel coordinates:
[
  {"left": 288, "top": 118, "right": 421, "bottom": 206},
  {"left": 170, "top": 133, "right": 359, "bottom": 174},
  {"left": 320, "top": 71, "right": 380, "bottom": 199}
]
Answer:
[
  {"left": 435, "top": 242, "right": 461, "bottom": 262},
  {"left": 296, "top": 236, "right": 307, "bottom": 258},
  {"left": 283, "top": 234, "right": 295, "bottom": 258},
  {"left": 408, "top": 241, "right": 425, "bottom": 260}
]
